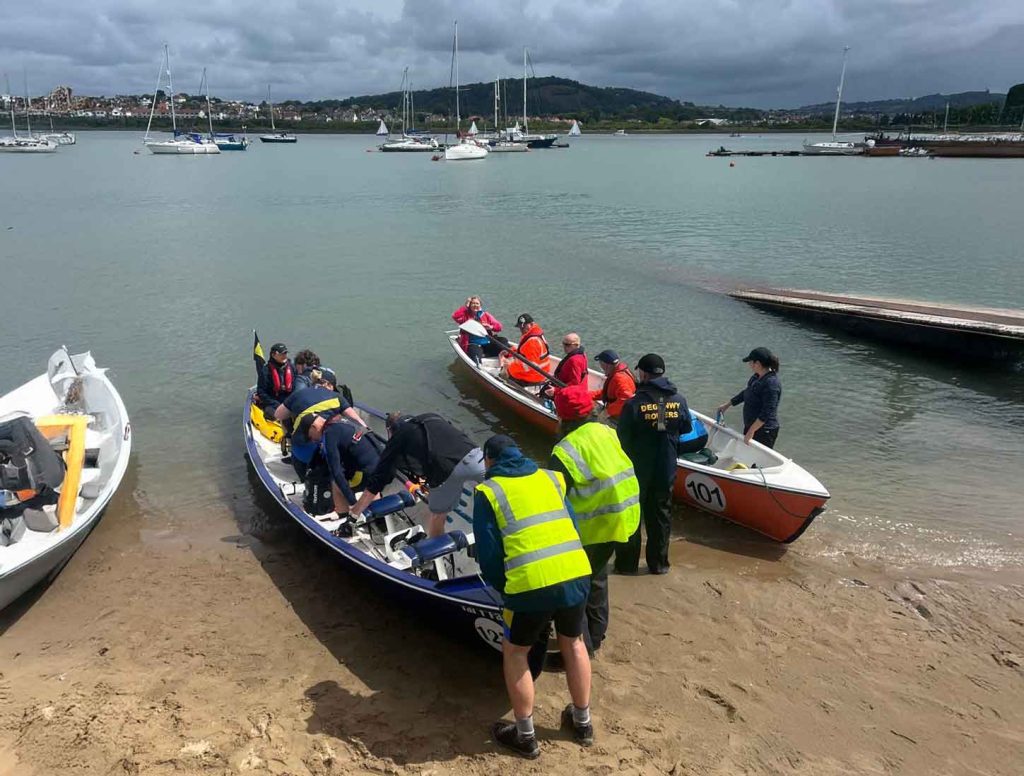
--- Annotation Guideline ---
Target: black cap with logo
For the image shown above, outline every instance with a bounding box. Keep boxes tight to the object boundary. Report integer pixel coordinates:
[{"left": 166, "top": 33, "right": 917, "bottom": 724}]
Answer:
[
  {"left": 742, "top": 347, "right": 773, "bottom": 364},
  {"left": 635, "top": 353, "right": 665, "bottom": 376}
]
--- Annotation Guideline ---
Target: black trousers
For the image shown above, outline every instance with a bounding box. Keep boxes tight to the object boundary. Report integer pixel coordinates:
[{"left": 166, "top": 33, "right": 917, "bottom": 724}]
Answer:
[
  {"left": 582, "top": 542, "right": 616, "bottom": 653},
  {"left": 615, "top": 483, "right": 673, "bottom": 574},
  {"left": 752, "top": 426, "right": 779, "bottom": 449},
  {"left": 467, "top": 336, "right": 509, "bottom": 364}
]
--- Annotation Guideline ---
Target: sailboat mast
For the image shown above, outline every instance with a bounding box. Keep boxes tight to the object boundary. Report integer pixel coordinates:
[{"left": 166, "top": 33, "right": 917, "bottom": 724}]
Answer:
[
  {"left": 5, "top": 75, "right": 16, "bottom": 139},
  {"left": 204, "top": 68, "right": 215, "bottom": 139},
  {"left": 943, "top": 101, "right": 950, "bottom": 133},
  {"left": 494, "top": 77, "right": 499, "bottom": 132},
  {"left": 268, "top": 85, "right": 276, "bottom": 131},
  {"left": 23, "top": 71, "right": 33, "bottom": 136},
  {"left": 523, "top": 47, "right": 528, "bottom": 134},
  {"left": 166, "top": 45, "right": 178, "bottom": 134},
  {"left": 410, "top": 81, "right": 415, "bottom": 131},
  {"left": 454, "top": 21, "right": 460, "bottom": 131},
  {"left": 144, "top": 50, "right": 163, "bottom": 142},
  {"left": 831, "top": 46, "right": 849, "bottom": 141}
]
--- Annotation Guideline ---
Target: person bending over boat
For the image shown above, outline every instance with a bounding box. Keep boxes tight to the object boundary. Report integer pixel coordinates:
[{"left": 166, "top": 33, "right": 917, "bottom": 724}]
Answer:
[
  {"left": 296, "top": 413, "right": 380, "bottom": 517},
  {"left": 541, "top": 333, "right": 587, "bottom": 399},
  {"left": 473, "top": 434, "right": 595, "bottom": 758},
  {"left": 452, "top": 296, "right": 507, "bottom": 364},
  {"left": 292, "top": 349, "right": 321, "bottom": 390},
  {"left": 615, "top": 354, "right": 690, "bottom": 575},
  {"left": 549, "top": 385, "right": 640, "bottom": 655},
  {"left": 500, "top": 314, "right": 551, "bottom": 385},
  {"left": 715, "top": 347, "right": 782, "bottom": 449},
  {"left": 591, "top": 349, "right": 636, "bottom": 419},
  {"left": 678, "top": 410, "right": 710, "bottom": 454},
  {"left": 351, "top": 412, "right": 484, "bottom": 538},
  {"left": 255, "top": 343, "right": 295, "bottom": 415}
]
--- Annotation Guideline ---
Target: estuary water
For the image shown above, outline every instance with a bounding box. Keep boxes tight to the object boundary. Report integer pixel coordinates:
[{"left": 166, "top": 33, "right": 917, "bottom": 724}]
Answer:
[{"left": 2, "top": 130, "right": 1022, "bottom": 572}]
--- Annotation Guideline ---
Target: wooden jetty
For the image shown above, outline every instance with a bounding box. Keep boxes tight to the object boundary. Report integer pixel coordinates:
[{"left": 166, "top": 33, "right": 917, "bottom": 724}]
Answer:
[
  {"left": 707, "top": 148, "right": 804, "bottom": 157},
  {"left": 729, "top": 288, "right": 1024, "bottom": 362}
]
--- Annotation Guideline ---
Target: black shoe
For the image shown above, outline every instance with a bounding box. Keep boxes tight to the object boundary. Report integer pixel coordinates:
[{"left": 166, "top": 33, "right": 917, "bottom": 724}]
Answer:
[
  {"left": 650, "top": 566, "right": 670, "bottom": 575},
  {"left": 613, "top": 567, "right": 639, "bottom": 576},
  {"left": 492, "top": 721, "right": 540, "bottom": 759},
  {"left": 560, "top": 705, "right": 594, "bottom": 747}
]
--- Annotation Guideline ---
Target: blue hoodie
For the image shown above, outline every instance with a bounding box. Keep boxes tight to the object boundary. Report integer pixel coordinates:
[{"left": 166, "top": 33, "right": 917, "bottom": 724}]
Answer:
[{"left": 473, "top": 446, "right": 590, "bottom": 613}]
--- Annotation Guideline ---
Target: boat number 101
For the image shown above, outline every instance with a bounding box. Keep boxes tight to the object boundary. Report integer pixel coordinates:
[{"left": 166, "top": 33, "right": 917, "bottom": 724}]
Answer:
[{"left": 684, "top": 473, "right": 727, "bottom": 513}]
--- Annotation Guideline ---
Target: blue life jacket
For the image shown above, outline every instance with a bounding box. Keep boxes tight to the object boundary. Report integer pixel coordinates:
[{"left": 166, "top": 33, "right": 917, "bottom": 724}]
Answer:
[{"left": 679, "top": 412, "right": 708, "bottom": 444}]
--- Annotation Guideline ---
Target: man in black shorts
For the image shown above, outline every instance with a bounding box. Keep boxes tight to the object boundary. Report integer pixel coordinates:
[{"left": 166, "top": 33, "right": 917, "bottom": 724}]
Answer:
[{"left": 473, "top": 435, "right": 595, "bottom": 759}]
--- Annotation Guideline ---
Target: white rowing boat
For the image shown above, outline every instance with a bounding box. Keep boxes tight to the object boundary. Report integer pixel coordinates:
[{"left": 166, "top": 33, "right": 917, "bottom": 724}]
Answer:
[{"left": 0, "top": 350, "right": 131, "bottom": 611}]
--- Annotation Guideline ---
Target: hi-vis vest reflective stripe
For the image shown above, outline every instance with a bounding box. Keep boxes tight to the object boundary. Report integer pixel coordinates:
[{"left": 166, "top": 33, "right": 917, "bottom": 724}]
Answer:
[
  {"left": 291, "top": 398, "right": 342, "bottom": 434},
  {"left": 551, "top": 423, "right": 640, "bottom": 545},
  {"left": 477, "top": 469, "right": 591, "bottom": 595}
]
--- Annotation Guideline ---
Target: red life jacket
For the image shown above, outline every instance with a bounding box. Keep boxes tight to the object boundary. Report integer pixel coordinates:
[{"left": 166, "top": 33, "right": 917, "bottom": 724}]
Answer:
[
  {"left": 602, "top": 362, "right": 636, "bottom": 403},
  {"left": 269, "top": 361, "right": 294, "bottom": 396}
]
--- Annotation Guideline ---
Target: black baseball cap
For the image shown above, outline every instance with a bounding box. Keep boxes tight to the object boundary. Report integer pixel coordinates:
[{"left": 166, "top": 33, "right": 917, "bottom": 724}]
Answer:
[
  {"left": 742, "top": 347, "right": 773, "bottom": 364},
  {"left": 483, "top": 434, "right": 517, "bottom": 460},
  {"left": 515, "top": 313, "right": 534, "bottom": 327},
  {"left": 595, "top": 349, "right": 620, "bottom": 365},
  {"left": 318, "top": 367, "right": 337, "bottom": 387},
  {"left": 270, "top": 343, "right": 288, "bottom": 355},
  {"left": 635, "top": 353, "right": 665, "bottom": 375}
]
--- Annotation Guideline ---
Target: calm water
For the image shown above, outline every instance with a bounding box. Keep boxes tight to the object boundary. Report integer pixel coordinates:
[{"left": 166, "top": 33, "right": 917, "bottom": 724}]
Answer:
[{"left": 2, "top": 131, "right": 1022, "bottom": 571}]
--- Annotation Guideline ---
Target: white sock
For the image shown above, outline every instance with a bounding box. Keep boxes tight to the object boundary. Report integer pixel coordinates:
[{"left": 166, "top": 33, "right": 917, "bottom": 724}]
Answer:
[
  {"left": 515, "top": 715, "right": 535, "bottom": 738},
  {"left": 572, "top": 704, "right": 591, "bottom": 726}
]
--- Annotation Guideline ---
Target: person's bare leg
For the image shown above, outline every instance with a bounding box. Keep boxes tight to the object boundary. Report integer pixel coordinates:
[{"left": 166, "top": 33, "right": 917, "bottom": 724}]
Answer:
[
  {"left": 427, "top": 512, "right": 447, "bottom": 538},
  {"left": 331, "top": 483, "right": 351, "bottom": 515},
  {"left": 503, "top": 641, "right": 535, "bottom": 720},
  {"left": 557, "top": 634, "right": 591, "bottom": 710}
]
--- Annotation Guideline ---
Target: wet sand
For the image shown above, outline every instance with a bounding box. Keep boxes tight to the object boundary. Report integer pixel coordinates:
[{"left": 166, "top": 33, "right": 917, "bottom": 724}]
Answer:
[{"left": 2, "top": 469, "right": 1022, "bottom": 775}]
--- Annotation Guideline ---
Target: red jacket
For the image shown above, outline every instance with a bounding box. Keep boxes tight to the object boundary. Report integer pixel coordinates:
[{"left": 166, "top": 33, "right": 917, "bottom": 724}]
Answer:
[
  {"left": 452, "top": 306, "right": 503, "bottom": 352},
  {"left": 591, "top": 362, "right": 636, "bottom": 418},
  {"left": 553, "top": 349, "right": 588, "bottom": 388},
  {"left": 508, "top": 323, "right": 550, "bottom": 383}
]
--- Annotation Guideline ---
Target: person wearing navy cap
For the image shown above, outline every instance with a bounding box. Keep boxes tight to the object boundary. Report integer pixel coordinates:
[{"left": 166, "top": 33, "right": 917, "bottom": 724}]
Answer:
[
  {"left": 590, "top": 349, "right": 636, "bottom": 420},
  {"left": 255, "top": 343, "right": 295, "bottom": 414},
  {"left": 615, "top": 354, "right": 691, "bottom": 575},
  {"left": 716, "top": 347, "right": 782, "bottom": 449}
]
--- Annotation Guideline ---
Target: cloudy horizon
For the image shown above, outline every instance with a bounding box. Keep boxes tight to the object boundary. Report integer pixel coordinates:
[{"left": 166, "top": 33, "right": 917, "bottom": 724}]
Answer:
[{"left": 3, "top": 0, "right": 1023, "bottom": 109}]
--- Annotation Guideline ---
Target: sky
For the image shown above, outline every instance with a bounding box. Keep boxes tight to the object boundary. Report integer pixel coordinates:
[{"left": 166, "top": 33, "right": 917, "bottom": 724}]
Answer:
[{"left": 3, "top": 0, "right": 1023, "bottom": 108}]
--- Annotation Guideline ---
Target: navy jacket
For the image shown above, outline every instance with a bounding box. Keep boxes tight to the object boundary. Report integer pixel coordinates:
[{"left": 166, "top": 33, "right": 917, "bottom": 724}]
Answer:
[
  {"left": 473, "top": 447, "right": 590, "bottom": 613},
  {"left": 321, "top": 420, "right": 380, "bottom": 504},
  {"left": 731, "top": 371, "right": 782, "bottom": 432},
  {"left": 617, "top": 377, "right": 690, "bottom": 490},
  {"left": 283, "top": 385, "right": 351, "bottom": 419},
  {"left": 256, "top": 359, "right": 295, "bottom": 407},
  {"left": 364, "top": 414, "right": 475, "bottom": 495}
]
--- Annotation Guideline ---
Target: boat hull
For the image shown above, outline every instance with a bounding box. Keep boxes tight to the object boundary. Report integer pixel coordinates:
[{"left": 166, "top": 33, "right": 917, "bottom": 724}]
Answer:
[
  {"left": 0, "top": 139, "right": 57, "bottom": 153},
  {"left": 444, "top": 143, "right": 489, "bottom": 160},
  {"left": 146, "top": 141, "right": 220, "bottom": 155},
  {"left": 259, "top": 135, "right": 298, "bottom": 143},
  {"left": 447, "top": 335, "right": 828, "bottom": 542},
  {"left": 243, "top": 392, "right": 504, "bottom": 652}
]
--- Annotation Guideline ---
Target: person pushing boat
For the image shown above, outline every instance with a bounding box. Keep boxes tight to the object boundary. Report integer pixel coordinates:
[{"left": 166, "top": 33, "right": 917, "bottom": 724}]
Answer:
[
  {"left": 473, "top": 434, "right": 595, "bottom": 758},
  {"left": 350, "top": 412, "right": 484, "bottom": 538},
  {"left": 549, "top": 385, "right": 640, "bottom": 655},
  {"left": 716, "top": 347, "right": 782, "bottom": 449},
  {"left": 615, "top": 354, "right": 690, "bottom": 575}
]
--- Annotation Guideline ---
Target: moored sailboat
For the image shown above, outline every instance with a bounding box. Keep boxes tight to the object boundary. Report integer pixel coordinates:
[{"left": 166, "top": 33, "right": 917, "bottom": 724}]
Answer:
[
  {"left": 443, "top": 22, "right": 488, "bottom": 161},
  {"left": 803, "top": 47, "right": 864, "bottom": 156},
  {"left": 0, "top": 74, "right": 57, "bottom": 154},
  {"left": 259, "top": 85, "right": 297, "bottom": 143},
  {"left": 143, "top": 46, "right": 220, "bottom": 155}
]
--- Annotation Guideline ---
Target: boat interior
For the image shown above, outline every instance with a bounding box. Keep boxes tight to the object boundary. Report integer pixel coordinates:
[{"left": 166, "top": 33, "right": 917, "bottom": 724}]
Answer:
[
  {"left": 454, "top": 336, "right": 791, "bottom": 476},
  {"left": 249, "top": 403, "right": 485, "bottom": 585},
  {"left": 0, "top": 353, "right": 128, "bottom": 567}
]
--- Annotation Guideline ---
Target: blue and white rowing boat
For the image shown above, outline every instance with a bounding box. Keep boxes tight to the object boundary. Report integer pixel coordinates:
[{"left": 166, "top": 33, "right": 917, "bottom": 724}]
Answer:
[{"left": 243, "top": 390, "right": 505, "bottom": 652}]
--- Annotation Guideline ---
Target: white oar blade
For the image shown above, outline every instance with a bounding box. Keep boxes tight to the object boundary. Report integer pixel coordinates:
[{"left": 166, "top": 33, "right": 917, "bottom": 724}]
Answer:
[{"left": 458, "top": 319, "right": 489, "bottom": 338}]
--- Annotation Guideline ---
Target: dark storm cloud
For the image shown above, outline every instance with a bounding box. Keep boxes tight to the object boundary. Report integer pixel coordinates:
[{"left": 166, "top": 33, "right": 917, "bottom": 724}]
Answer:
[{"left": 2, "top": 0, "right": 1022, "bottom": 107}]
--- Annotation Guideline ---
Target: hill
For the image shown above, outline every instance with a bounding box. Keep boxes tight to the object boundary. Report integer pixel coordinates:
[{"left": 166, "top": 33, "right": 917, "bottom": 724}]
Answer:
[
  {"left": 794, "top": 90, "right": 1006, "bottom": 116},
  {"left": 294, "top": 77, "right": 762, "bottom": 123}
]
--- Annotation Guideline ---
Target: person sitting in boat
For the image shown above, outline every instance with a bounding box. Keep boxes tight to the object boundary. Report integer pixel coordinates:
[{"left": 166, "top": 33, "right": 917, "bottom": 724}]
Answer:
[
  {"left": 472, "top": 434, "right": 594, "bottom": 757},
  {"left": 542, "top": 333, "right": 588, "bottom": 400},
  {"left": 256, "top": 343, "right": 295, "bottom": 415},
  {"left": 296, "top": 413, "right": 380, "bottom": 517},
  {"left": 678, "top": 410, "right": 709, "bottom": 454},
  {"left": 500, "top": 314, "right": 551, "bottom": 386},
  {"left": 293, "top": 349, "right": 321, "bottom": 390},
  {"left": 351, "top": 412, "right": 485, "bottom": 538},
  {"left": 452, "top": 296, "right": 507, "bottom": 364},
  {"left": 715, "top": 347, "right": 781, "bottom": 449},
  {"left": 590, "top": 349, "right": 636, "bottom": 419}
]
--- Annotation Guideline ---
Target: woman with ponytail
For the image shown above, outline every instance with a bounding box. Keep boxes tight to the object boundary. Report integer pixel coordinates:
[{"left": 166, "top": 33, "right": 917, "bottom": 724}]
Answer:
[{"left": 716, "top": 347, "right": 782, "bottom": 449}]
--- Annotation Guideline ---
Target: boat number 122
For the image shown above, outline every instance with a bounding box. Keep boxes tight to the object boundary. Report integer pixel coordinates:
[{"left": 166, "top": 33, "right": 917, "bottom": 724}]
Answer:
[{"left": 684, "top": 473, "right": 727, "bottom": 513}]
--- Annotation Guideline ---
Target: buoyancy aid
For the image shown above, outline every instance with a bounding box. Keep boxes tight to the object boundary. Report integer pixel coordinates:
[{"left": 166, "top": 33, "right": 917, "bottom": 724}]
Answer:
[
  {"left": 601, "top": 362, "right": 636, "bottom": 403},
  {"left": 269, "top": 360, "right": 294, "bottom": 397}
]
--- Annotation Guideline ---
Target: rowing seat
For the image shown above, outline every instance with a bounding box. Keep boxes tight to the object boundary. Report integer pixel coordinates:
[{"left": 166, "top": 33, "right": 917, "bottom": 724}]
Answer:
[{"left": 679, "top": 448, "right": 718, "bottom": 466}]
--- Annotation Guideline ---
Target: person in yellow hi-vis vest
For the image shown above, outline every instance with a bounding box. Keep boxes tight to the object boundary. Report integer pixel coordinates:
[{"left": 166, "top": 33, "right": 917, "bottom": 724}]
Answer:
[
  {"left": 473, "top": 435, "right": 594, "bottom": 759},
  {"left": 549, "top": 384, "right": 640, "bottom": 655}
]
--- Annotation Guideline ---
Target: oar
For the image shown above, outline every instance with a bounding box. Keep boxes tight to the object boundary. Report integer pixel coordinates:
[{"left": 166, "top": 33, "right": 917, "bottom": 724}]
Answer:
[{"left": 458, "top": 320, "right": 566, "bottom": 388}]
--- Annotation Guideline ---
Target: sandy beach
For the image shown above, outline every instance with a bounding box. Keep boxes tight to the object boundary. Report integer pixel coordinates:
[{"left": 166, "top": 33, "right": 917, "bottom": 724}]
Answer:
[{"left": 1, "top": 465, "right": 1021, "bottom": 776}]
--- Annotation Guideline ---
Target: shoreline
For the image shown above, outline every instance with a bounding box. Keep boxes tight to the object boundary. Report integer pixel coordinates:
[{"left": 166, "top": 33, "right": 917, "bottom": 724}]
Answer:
[{"left": 2, "top": 483, "right": 1021, "bottom": 775}]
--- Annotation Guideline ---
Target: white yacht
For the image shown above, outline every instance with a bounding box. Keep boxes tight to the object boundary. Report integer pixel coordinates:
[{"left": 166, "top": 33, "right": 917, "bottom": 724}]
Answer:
[
  {"left": 143, "top": 46, "right": 220, "bottom": 155},
  {"left": 443, "top": 22, "right": 488, "bottom": 161},
  {"left": 802, "top": 47, "right": 864, "bottom": 156}
]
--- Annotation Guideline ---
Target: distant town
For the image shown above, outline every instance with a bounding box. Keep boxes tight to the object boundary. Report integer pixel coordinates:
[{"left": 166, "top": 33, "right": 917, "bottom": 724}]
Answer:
[{"left": 3, "top": 78, "right": 1021, "bottom": 133}]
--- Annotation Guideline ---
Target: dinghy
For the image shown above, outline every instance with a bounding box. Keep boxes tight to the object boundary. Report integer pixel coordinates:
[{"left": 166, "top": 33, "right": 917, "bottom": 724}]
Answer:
[
  {"left": 243, "top": 390, "right": 505, "bottom": 651},
  {"left": 446, "top": 329, "right": 829, "bottom": 543},
  {"left": 0, "top": 350, "right": 131, "bottom": 611}
]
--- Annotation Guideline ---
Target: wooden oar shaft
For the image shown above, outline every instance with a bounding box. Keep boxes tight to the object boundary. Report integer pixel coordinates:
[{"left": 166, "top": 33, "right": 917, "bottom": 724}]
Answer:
[{"left": 458, "top": 320, "right": 565, "bottom": 387}]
